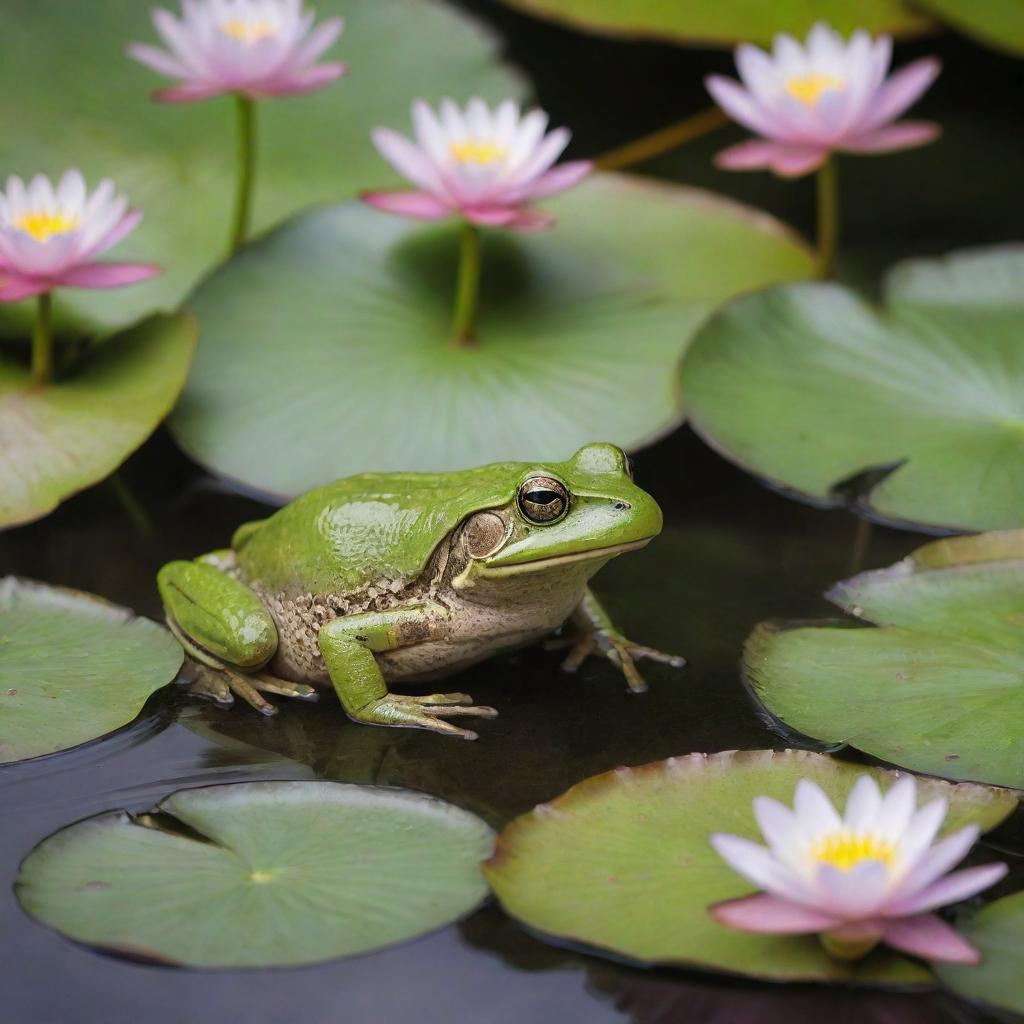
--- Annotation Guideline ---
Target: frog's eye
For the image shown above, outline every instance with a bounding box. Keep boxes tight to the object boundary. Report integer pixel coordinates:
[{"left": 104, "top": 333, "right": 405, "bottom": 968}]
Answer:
[
  {"left": 518, "top": 477, "right": 569, "bottom": 524},
  {"left": 625, "top": 455, "right": 635, "bottom": 480}
]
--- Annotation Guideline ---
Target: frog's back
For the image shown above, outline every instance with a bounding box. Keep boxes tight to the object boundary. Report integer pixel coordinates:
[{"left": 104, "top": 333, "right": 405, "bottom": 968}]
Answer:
[{"left": 233, "top": 466, "right": 519, "bottom": 596}]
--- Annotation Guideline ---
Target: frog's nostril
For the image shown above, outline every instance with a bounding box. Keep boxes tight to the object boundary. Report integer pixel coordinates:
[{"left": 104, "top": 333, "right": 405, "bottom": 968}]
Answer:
[{"left": 613, "top": 502, "right": 630, "bottom": 511}]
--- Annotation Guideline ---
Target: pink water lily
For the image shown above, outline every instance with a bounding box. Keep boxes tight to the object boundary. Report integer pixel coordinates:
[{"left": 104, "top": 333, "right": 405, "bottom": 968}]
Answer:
[
  {"left": 363, "top": 98, "right": 592, "bottom": 232},
  {"left": 710, "top": 774, "right": 1007, "bottom": 964},
  {"left": 0, "top": 170, "right": 158, "bottom": 302},
  {"left": 705, "top": 23, "right": 941, "bottom": 177},
  {"left": 128, "top": 0, "right": 346, "bottom": 102}
]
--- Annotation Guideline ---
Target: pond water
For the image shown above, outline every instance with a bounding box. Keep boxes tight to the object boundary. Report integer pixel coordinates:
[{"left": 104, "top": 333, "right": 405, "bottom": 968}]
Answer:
[{"left": 1, "top": 428, "right": 1017, "bottom": 1023}]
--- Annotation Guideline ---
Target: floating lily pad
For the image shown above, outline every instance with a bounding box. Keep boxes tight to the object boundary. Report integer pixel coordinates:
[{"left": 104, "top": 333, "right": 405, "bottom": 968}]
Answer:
[
  {"left": 0, "top": 312, "right": 196, "bottom": 528},
  {"left": 496, "top": 0, "right": 930, "bottom": 47},
  {"left": 681, "top": 246, "right": 1024, "bottom": 533},
  {"left": 915, "top": 1, "right": 1024, "bottom": 57},
  {"left": 17, "top": 781, "right": 495, "bottom": 968},
  {"left": 745, "top": 531, "right": 1024, "bottom": 790},
  {"left": 483, "top": 749, "right": 1015, "bottom": 984},
  {"left": 0, "top": 578, "right": 183, "bottom": 764},
  {"left": 0, "top": 0, "right": 522, "bottom": 335},
  {"left": 170, "top": 174, "right": 814, "bottom": 498},
  {"left": 938, "top": 891, "right": 1024, "bottom": 1015}
]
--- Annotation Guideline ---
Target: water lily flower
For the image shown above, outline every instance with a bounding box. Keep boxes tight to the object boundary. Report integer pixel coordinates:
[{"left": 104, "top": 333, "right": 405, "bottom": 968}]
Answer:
[
  {"left": 705, "top": 23, "right": 940, "bottom": 178},
  {"left": 710, "top": 774, "right": 1007, "bottom": 964},
  {"left": 0, "top": 170, "right": 159, "bottom": 384},
  {"left": 363, "top": 98, "right": 592, "bottom": 233},
  {"left": 0, "top": 171, "right": 157, "bottom": 302},
  {"left": 128, "top": 0, "right": 346, "bottom": 103}
]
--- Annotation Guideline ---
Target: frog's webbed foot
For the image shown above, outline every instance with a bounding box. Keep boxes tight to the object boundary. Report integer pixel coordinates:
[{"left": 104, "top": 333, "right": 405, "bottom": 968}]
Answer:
[
  {"left": 359, "top": 692, "right": 498, "bottom": 741},
  {"left": 552, "top": 588, "right": 685, "bottom": 695},
  {"left": 553, "top": 630, "right": 685, "bottom": 694},
  {"left": 189, "top": 664, "right": 318, "bottom": 717}
]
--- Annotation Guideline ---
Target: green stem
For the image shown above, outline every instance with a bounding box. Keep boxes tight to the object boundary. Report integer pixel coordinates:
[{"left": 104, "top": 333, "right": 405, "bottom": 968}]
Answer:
[
  {"left": 451, "top": 222, "right": 481, "bottom": 348},
  {"left": 30, "top": 291, "right": 53, "bottom": 385},
  {"left": 847, "top": 516, "right": 874, "bottom": 575},
  {"left": 816, "top": 156, "right": 839, "bottom": 279},
  {"left": 229, "top": 95, "right": 257, "bottom": 255},
  {"left": 595, "top": 106, "right": 730, "bottom": 171}
]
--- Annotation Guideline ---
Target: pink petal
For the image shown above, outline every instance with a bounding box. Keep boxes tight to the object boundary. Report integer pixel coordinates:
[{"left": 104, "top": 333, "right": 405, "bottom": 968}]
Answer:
[
  {"left": 892, "top": 827, "right": 980, "bottom": 904},
  {"left": 705, "top": 74, "right": 781, "bottom": 139},
  {"left": 127, "top": 42, "right": 189, "bottom": 79},
  {"left": 714, "top": 139, "right": 827, "bottom": 177},
  {"left": 371, "top": 128, "right": 447, "bottom": 195},
  {"left": 0, "top": 276, "right": 49, "bottom": 302},
  {"left": 81, "top": 209, "right": 144, "bottom": 262},
  {"left": 291, "top": 17, "right": 344, "bottom": 68},
  {"left": 890, "top": 863, "right": 1008, "bottom": 916},
  {"left": 865, "top": 58, "right": 941, "bottom": 130},
  {"left": 360, "top": 189, "right": 452, "bottom": 221},
  {"left": 509, "top": 160, "right": 591, "bottom": 202},
  {"left": 253, "top": 63, "right": 347, "bottom": 99},
  {"left": 883, "top": 914, "right": 981, "bottom": 964},
  {"left": 711, "top": 893, "right": 842, "bottom": 934},
  {"left": 461, "top": 205, "right": 520, "bottom": 228},
  {"left": 154, "top": 82, "right": 224, "bottom": 103},
  {"left": 497, "top": 207, "right": 557, "bottom": 233},
  {"left": 842, "top": 121, "right": 940, "bottom": 153},
  {"left": 54, "top": 262, "right": 161, "bottom": 289}
]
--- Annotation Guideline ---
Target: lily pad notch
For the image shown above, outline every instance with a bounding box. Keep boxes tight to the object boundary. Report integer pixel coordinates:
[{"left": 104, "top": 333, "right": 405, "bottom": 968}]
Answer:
[
  {"left": 16, "top": 781, "right": 496, "bottom": 968},
  {"left": 744, "top": 530, "right": 1024, "bottom": 789}
]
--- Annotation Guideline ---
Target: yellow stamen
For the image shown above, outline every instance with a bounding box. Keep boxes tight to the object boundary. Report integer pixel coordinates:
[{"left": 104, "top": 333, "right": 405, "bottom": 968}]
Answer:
[
  {"left": 221, "top": 18, "right": 276, "bottom": 44},
  {"left": 449, "top": 140, "right": 507, "bottom": 166},
  {"left": 785, "top": 73, "right": 843, "bottom": 106},
  {"left": 812, "top": 831, "right": 896, "bottom": 871},
  {"left": 14, "top": 211, "right": 79, "bottom": 243}
]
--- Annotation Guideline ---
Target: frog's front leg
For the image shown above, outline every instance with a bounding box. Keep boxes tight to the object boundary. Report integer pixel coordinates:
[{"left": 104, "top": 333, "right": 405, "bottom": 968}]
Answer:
[
  {"left": 557, "top": 587, "right": 686, "bottom": 694},
  {"left": 318, "top": 603, "right": 498, "bottom": 740},
  {"left": 158, "top": 559, "right": 318, "bottom": 715}
]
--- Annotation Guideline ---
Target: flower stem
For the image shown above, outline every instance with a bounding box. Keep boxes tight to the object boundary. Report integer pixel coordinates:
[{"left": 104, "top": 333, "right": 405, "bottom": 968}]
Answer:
[
  {"left": 229, "top": 95, "right": 257, "bottom": 256},
  {"left": 596, "top": 107, "right": 730, "bottom": 171},
  {"left": 451, "top": 222, "right": 481, "bottom": 348},
  {"left": 816, "top": 156, "right": 839, "bottom": 279},
  {"left": 30, "top": 291, "right": 53, "bottom": 386}
]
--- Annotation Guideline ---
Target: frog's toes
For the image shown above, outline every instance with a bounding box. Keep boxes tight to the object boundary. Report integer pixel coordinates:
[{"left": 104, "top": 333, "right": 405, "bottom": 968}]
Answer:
[
  {"left": 359, "top": 693, "right": 498, "bottom": 740},
  {"left": 253, "top": 673, "right": 319, "bottom": 702}
]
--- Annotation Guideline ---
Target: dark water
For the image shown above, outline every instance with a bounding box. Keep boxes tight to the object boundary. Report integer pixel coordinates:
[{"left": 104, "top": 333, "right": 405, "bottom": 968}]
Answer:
[{"left": 1, "top": 428, "right": 1019, "bottom": 1024}]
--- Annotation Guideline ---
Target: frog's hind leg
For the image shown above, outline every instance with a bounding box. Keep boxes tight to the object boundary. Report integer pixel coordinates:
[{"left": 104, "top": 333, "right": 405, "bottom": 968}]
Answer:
[{"left": 158, "top": 559, "right": 317, "bottom": 716}]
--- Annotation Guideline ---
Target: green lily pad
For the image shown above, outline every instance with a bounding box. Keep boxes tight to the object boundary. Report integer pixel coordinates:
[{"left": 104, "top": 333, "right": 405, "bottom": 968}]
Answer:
[
  {"left": 0, "top": 312, "right": 196, "bottom": 528},
  {"left": 483, "top": 749, "right": 1015, "bottom": 983},
  {"left": 915, "top": 1, "right": 1024, "bottom": 57},
  {"left": 0, "top": 0, "right": 522, "bottom": 335},
  {"left": 170, "top": 174, "right": 814, "bottom": 498},
  {"left": 16, "top": 781, "right": 495, "bottom": 968},
  {"left": 938, "top": 891, "right": 1024, "bottom": 1015},
  {"left": 681, "top": 246, "right": 1024, "bottom": 533},
  {"left": 495, "top": 0, "right": 930, "bottom": 47},
  {"left": 744, "top": 531, "right": 1024, "bottom": 790},
  {"left": 0, "top": 578, "right": 183, "bottom": 764}
]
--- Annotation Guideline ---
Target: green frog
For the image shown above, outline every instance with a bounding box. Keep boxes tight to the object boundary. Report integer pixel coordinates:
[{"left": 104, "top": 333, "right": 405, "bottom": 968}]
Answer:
[{"left": 158, "top": 442, "right": 683, "bottom": 739}]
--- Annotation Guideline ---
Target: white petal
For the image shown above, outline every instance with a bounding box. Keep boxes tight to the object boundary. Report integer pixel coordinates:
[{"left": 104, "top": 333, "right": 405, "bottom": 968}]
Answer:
[
  {"left": 892, "top": 826, "right": 978, "bottom": 902},
  {"left": 56, "top": 169, "right": 87, "bottom": 214},
  {"left": 710, "top": 834, "right": 810, "bottom": 902},
  {"left": 876, "top": 775, "right": 917, "bottom": 840},
  {"left": 843, "top": 775, "right": 882, "bottom": 831},
  {"left": 371, "top": 128, "right": 446, "bottom": 196},
  {"left": 897, "top": 798, "right": 948, "bottom": 869},
  {"left": 816, "top": 860, "right": 891, "bottom": 918},
  {"left": 794, "top": 779, "right": 842, "bottom": 836}
]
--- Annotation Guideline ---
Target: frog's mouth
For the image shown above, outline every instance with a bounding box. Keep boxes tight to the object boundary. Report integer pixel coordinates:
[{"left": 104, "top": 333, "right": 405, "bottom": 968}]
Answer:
[{"left": 480, "top": 537, "right": 652, "bottom": 576}]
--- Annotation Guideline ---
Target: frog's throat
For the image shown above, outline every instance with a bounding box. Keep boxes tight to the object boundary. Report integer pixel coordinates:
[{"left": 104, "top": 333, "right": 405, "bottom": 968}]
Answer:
[{"left": 476, "top": 538, "right": 652, "bottom": 577}]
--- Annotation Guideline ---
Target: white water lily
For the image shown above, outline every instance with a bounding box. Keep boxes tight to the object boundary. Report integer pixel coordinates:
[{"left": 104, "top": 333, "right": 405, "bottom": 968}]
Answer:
[{"left": 710, "top": 774, "right": 1007, "bottom": 963}]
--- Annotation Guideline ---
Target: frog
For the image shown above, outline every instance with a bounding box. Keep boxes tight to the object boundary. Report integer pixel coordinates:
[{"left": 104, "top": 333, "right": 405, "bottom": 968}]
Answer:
[{"left": 157, "top": 442, "right": 684, "bottom": 739}]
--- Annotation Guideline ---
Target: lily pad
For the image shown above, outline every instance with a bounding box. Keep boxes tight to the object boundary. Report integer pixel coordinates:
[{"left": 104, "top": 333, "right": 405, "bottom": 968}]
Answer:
[
  {"left": 744, "top": 531, "right": 1024, "bottom": 790},
  {"left": 938, "top": 891, "right": 1024, "bottom": 1015},
  {"left": 681, "top": 246, "right": 1024, "bottom": 533},
  {"left": 495, "top": 0, "right": 930, "bottom": 47},
  {"left": 483, "top": 749, "right": 1015, "bottom": 984},
  {"left": 0, "top": 578, "right": 183, "bottom": 764},
  {"left": 170, "top": 174, "right": 814, "bottom": 498},
  {"left": 914, "top": 1, "right": 1024, "bottom": 57},
  {"left": 0, "top": 0, "right": 522, "bottom": 335},
  {"left": 0, "top": 312, "right": 196, "bottom": 528},
  {"left": 16, "top": 781, "right": 495, "bottom": 968}
]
